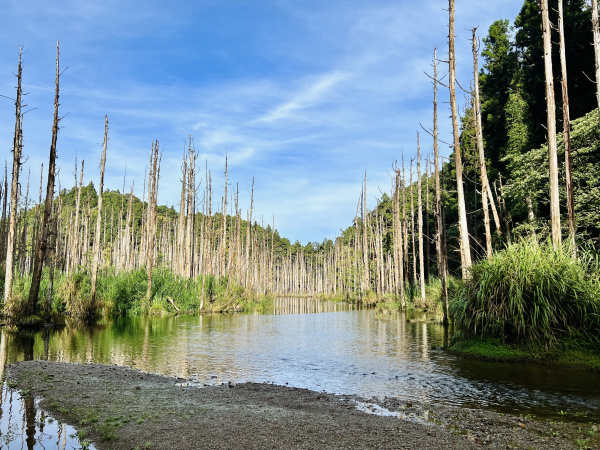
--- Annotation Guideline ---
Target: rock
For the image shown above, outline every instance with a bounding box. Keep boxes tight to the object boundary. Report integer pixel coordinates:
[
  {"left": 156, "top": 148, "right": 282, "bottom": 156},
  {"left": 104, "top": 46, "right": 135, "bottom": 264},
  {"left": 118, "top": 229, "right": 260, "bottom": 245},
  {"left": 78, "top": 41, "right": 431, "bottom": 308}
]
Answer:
[
  {"left": 593, "top": 425, "right": 598, "bottom": 432},
  {"left": 135, "top": 386, "right": 140, "bottom": 390},
  {"left": 406, "top": 400, "right": 413, "bottom": 407},
  {"left": 519, "top": 423, "right": 526, "bottom": 429}
]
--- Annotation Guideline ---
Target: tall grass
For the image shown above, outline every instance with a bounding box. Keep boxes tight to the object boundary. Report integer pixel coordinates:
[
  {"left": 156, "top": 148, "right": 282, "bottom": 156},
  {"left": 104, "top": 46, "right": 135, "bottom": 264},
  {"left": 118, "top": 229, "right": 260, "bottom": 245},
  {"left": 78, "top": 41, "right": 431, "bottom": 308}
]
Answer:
[
  {"left": 450, "top": 239, "right": 600, "bottom": 346},
  {"left": 5, "top": 268, "right": 273, "bottom": 323}
]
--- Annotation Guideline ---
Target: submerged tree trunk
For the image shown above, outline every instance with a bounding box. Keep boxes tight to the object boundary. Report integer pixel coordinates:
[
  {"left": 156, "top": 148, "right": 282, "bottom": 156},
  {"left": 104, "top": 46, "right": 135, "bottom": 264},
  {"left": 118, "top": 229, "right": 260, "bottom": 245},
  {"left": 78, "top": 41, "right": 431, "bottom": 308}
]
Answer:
[
  {"left": 90, "top": 116, "right": 108, "bottom": 307},
  {"left": 541, "top": 0, "right": 562, "bottom": 249},
  {"left": 448, "top": 0, "right": 472, "bottom": 277}
]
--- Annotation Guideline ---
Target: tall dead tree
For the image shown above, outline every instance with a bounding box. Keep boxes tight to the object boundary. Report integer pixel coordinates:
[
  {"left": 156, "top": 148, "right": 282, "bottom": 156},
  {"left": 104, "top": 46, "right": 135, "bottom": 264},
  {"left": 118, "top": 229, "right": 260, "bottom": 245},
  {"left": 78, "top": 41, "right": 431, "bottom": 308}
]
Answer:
[
  {"left": 448, "top": 0, "right": 472, "bottom": 276},
  {"left": 145, "top": 142, "right": 161, "bottom": 304},
  {"left": 3, "top": 46, "right": 24, "bottom": 304},
  {"left": 592, "top": 0, "right": 600, "bottom": 122},
  {"left": 1, "top": 163, "right": 7, "bottom": 261},
  {"left": 472, "top": 28, "right": 493, "bottom": 259},
  {"left": 541, "top": 0, "right": 562, "bottom": 248},
  {"left": 417, "top": 134, "right": 425, "bottom": 301},
  {"left": 394, "top": 168, "right": 406, "bottom": 309},
  {"left": 432, "top": 48, "right": 449, "bottom": 322},
  {"left": 29, "top": 42, "right": 63, "bottom": 314},
  {"left": 90, "top": 116, "right": 108, "bottom": 306},
  {"left": 558, "top": 0, "right": 576, "bottom": 249}
]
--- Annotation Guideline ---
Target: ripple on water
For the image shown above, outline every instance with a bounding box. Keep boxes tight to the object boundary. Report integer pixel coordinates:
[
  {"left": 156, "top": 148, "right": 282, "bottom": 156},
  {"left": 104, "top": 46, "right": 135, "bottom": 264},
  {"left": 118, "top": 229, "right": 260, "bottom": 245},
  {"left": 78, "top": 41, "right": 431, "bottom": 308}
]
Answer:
[{"left": 1, "top": 297, "right": 599, "bottom": 421}]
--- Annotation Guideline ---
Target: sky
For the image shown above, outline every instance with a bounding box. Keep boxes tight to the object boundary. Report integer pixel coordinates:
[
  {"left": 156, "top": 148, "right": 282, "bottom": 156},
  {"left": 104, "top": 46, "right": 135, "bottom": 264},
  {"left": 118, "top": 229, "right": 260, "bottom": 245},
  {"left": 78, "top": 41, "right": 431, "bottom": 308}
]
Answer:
[{"left": 0, "top": 0, "right": 524, "bottom": 245}]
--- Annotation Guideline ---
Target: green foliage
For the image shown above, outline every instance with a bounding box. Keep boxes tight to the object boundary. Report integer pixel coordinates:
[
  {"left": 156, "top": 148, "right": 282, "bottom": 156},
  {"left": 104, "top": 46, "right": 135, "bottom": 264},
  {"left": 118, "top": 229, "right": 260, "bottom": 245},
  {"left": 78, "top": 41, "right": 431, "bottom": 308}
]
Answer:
[
  {"left": 450, "top": 238, "right": 600, "bottom": 346},
  {"left": 480, "top": 18, "right": 516, "bottom": 167},
  {"left": 504, "top": 108, "right": 600, "bottom": 236},
  {"left": 514, "top": 0, "right": 595, "bottom": 148},
  {"left": 6, "top": 267, "right": 273, "bottom": 321}
]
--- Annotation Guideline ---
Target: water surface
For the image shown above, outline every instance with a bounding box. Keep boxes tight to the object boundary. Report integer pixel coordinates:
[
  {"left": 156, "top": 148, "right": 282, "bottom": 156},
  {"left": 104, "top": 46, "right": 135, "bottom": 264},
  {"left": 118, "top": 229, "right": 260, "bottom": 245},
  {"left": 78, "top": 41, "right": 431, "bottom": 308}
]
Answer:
[{"left": 1, "top": 297, "right": 599, "bottom": 430}]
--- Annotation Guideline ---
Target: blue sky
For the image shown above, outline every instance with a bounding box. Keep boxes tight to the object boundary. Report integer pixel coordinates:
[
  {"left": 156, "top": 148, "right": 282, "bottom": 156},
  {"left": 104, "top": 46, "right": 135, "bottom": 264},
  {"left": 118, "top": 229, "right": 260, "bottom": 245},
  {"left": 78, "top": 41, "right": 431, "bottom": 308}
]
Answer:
[{"left": 0, "top": 0, "right": 523, "bottom": 244}]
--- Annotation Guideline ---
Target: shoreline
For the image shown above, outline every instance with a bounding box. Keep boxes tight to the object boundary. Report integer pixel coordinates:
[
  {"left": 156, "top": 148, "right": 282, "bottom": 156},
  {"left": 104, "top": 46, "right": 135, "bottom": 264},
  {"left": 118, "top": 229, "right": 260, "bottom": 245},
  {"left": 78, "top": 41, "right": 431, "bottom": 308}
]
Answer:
[
  {"left": 7, "top": 360, "right": 599, "bottom": 449},
  {"left": 448, "top": 337, "right": 600, "bottom": 372}
]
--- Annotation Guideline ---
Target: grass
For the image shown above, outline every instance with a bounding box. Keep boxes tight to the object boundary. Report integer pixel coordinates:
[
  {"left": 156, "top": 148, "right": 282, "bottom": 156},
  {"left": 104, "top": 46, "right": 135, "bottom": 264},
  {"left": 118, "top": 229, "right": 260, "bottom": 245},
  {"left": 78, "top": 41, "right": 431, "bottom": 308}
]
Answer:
[
  {"left": 449, "top": 238, "right": 600, "bottom": 347},
  {"left": 4, "top": 267, "right": 274, "bottom": 325},
  {"left": 447, "top": 238, "right": 600, "bottom": 370}
]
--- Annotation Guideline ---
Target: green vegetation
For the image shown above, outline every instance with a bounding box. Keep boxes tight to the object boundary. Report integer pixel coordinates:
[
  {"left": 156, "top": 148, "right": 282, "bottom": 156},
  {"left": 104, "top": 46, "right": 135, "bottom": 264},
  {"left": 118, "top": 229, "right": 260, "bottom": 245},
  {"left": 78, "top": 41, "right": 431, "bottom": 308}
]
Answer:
[
  {"left": 447, "top": 239, "right": 600, "bottom": 370},
  {"left": 5, "top": 267, "right": 273, "bottom": 325}
]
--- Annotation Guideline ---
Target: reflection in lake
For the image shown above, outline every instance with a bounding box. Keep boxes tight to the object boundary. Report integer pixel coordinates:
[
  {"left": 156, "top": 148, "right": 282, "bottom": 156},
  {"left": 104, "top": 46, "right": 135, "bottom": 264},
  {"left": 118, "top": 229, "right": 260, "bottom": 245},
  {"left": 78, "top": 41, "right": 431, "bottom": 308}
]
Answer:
[
  {"left": 0, "top": 296, "right": 599, "bottom": 427},
  {"left": 0, "top": 331, "right": 95, "bottom": 449}
]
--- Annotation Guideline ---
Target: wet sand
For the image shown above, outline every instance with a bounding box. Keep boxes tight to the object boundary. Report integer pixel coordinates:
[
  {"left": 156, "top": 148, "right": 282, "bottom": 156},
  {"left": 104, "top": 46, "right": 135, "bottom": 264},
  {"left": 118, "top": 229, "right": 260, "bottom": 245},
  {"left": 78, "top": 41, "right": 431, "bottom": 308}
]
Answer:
[{"left": 7, "top": 360, "right": 597, "bottom": 449}]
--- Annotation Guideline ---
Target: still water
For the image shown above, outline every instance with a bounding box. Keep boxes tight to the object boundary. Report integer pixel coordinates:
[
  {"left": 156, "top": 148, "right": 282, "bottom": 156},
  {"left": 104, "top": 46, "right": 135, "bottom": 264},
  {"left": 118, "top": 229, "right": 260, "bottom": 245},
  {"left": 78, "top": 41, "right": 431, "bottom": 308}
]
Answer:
[{"left": 1, "top": 297, "right": 600, "bottom": 447}]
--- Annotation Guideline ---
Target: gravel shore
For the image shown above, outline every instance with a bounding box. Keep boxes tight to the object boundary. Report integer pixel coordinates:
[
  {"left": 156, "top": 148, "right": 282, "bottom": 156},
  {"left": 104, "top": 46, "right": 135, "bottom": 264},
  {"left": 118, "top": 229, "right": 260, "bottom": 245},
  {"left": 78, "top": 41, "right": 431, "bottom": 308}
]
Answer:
[{"left": 7, "top": 360, "right": 598, "bottom": 449}]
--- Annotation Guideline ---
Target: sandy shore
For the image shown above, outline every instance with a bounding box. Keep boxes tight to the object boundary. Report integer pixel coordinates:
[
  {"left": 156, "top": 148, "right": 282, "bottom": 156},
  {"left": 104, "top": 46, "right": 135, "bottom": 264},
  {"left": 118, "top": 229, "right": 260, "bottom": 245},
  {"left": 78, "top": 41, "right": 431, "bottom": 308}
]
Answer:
[{"left": 7, "top": 360, "right": 598, "bottom": 449}]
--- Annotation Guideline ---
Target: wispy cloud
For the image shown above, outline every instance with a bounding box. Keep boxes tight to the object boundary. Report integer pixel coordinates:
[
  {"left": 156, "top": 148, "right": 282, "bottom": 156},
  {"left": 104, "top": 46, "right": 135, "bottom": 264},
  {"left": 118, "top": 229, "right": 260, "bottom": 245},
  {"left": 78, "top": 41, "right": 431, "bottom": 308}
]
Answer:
[
  {"left": 0, "top": 0, "right": 525, "bottom": 243},
  {"left": 255, "top": 71, "right": 349, "bottom": 123}
]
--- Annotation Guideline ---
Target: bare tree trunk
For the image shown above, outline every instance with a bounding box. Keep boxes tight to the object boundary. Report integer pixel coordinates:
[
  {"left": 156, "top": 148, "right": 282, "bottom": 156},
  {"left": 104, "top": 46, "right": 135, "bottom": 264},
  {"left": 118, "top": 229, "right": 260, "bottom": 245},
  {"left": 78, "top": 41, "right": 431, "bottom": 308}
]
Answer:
[
  {"left": 426, "top": 157, "right": 430, "bottom": 283},
  {"left": 449, "top": 0, "right": 472, "bottom": 277},
  {"left": 29, "top": 42, "right": 62, "bottom": 314},
  {"left": 432, "top": 47, "right": 449, "bottom": 323},
  {"left": 472, "top": 28, "right": 493, "bottom": 260},
  {"left": 417, "top": 136, "right": 425, "bottom": 301},
  {"left": 541, "top": 0, "right": 562, "bottom": 248},
  {"left": 90, "top": 116, "right": 108, "bottom": 306},
  {"left": 362, "top": 173, "right": 370, "bottom": 292},
  {"left": 410, "top": 163, "right": 417, "bottom": 287},
  {"left": 1, "top": 163, "right": 8, "bottom": 262},
  {"left": 18, "top": 169, "right": 29, "bottom": 275},
  {"left": 72, "top": 160, "right": 84, "bottom": 273},
  {"left": 558, "top": 0, "right": 576, "bottom": 251},
  {"left": 3, "top": 46, "right": 23, "bottom": 304},
  {"left": 592, "top": 0, "right": 600, "bottom": 122},
  {"left": 146, "top": 142, "right": 161, "bottom": 305},
  {"left": 394, "top": 170, "right": 406, "bottom": 309}
]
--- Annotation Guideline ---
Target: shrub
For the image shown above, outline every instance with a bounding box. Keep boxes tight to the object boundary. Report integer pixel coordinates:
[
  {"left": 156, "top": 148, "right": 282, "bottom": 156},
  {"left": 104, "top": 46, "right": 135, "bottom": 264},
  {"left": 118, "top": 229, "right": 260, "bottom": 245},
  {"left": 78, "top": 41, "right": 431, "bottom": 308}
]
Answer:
[{"left": 449, "top": 238, "right": 600, "bottom": 346}]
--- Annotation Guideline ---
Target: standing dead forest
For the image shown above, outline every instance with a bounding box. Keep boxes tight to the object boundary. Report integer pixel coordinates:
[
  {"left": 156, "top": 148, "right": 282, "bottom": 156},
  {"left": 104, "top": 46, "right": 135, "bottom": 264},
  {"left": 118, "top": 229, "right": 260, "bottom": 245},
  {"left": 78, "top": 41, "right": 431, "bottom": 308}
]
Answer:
[{"left": 1, "top": 0, "right": 600, "bottom": 361}]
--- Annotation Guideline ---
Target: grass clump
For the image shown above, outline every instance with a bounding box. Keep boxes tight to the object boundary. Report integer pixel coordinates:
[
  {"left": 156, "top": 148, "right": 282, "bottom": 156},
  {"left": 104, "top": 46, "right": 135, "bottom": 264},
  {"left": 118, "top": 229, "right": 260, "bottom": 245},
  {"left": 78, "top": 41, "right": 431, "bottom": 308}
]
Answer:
[{"left": 449, "top": 238, "right": 600, "bottom": 347}]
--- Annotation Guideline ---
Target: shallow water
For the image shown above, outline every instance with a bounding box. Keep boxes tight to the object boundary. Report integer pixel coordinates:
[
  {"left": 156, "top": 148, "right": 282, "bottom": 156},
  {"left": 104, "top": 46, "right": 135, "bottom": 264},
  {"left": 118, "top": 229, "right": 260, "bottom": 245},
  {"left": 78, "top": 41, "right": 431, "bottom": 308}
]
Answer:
[
  {"left": 1, "top": 297, "right": 599, "bottom": 448},
  {"left": 0, "top": 382, "right": 95, "bottom": 449}
]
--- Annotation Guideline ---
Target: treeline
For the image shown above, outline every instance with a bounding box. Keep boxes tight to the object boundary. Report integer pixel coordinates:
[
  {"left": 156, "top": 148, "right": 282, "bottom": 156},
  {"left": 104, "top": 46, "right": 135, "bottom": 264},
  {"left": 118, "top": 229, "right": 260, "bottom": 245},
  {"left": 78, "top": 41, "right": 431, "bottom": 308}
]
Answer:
[
  {"left": 271, "top": 0, "right": 600, "bottom": 313},
  {"left": 2, "top": 0, "right": 600, "bottom": 323}
]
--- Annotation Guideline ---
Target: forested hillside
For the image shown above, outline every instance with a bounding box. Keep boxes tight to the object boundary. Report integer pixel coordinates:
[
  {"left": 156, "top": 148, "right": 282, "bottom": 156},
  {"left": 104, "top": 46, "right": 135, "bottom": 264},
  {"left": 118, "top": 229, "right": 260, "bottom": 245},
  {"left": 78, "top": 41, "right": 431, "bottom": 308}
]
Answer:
[{"left": 1, "top": 0, "right": 600, "bottom": 327}]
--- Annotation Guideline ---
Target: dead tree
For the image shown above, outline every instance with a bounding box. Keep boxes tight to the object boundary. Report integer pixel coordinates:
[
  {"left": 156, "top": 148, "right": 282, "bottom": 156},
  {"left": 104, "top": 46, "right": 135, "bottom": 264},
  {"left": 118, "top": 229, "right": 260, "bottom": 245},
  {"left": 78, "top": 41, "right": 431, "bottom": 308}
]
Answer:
[
  {"left": 145, "top": 141, "right": 161, "bottom": 304},
  {"left": 541, "top": 0, "right": 562, "bottom": 248},
  {"left": 558, "top": 0, "right": 576, "bottom": 250},
  {"left": 592, "top": 0, "right": 600, "bottom": 122},
  {"left": 448, "top": 0, "right": 472, "bottom": 276},
  {"left": 90, "top": 115, "right": 108, "bottom": 306},
  {"left": 432, "top": 48, "right": 449, "bottom": 322},
  {"left": 417, "top": 135, "right": 425, "bottom": 301},
  {"left": 4, "top": 46, "right": 24, "bottom": 304},
  {"left": 28, "top": 42, "right": 63, "bottom": 314},
  {"left": 472, "top": 28, "right": 493, "bottom": 259}
]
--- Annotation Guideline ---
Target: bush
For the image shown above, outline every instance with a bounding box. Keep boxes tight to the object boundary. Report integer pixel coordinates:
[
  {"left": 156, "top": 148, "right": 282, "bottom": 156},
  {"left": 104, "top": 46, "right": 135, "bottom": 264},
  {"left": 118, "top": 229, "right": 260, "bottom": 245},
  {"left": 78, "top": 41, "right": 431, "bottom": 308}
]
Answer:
[{"left": 449, "top": 238, "right": 600, "bottom": 346}]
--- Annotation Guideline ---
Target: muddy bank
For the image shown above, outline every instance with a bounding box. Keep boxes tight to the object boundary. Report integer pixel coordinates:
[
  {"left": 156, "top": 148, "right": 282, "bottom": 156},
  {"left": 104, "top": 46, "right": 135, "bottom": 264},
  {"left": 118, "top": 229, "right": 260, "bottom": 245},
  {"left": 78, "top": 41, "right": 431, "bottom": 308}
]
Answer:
[{"left": 7, "top": 361, "right": 598, "bottom": 449}]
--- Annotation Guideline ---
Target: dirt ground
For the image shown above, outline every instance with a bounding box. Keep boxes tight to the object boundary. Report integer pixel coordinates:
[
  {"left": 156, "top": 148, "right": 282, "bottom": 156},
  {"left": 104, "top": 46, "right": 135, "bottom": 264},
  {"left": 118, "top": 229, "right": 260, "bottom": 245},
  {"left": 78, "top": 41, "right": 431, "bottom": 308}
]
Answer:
[{"left": 7, "top": 360, "right": 599, "bottom": 449}]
